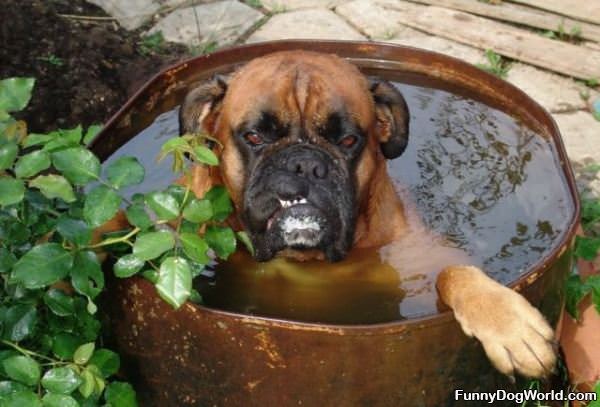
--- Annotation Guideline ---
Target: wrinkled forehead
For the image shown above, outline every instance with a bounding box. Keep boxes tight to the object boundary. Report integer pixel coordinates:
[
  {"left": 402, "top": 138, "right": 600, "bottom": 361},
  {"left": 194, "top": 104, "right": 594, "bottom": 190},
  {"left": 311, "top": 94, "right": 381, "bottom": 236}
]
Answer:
[{"left": 221, "top": 52, "right": 375, "bottom": 131}]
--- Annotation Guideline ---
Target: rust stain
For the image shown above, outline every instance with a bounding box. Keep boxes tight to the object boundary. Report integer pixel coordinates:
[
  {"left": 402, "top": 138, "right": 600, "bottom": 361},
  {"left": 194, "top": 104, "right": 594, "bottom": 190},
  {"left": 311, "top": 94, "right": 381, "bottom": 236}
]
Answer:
[
  {"left": 255, "top": 331, "right": 286, "bottom": 368},
  {"left": 166, "top": 63, "right": 188, "bottom": 77},
  {"left": 246, "top": 378, "right": 265, "bottom": 391},
  {"left": 129, "top": 283, "right": 142, "bottom": 296}
]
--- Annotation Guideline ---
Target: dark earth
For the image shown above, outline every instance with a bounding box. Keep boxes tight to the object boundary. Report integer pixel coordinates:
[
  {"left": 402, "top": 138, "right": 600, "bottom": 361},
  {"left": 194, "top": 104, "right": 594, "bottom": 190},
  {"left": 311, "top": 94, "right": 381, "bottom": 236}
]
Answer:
[{"left": 0, "top": 0, "right": 189, "bottom": 133}]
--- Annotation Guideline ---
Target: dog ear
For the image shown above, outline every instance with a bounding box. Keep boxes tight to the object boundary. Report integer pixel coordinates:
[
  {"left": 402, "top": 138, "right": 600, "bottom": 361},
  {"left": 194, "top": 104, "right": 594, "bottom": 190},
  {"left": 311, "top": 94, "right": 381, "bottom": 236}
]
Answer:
[
  {"left": 179, "top": 74, "right": 230, "bottom": 136},
  {"left": 369, "top": 80, "right": 410, "bottom": 159}
]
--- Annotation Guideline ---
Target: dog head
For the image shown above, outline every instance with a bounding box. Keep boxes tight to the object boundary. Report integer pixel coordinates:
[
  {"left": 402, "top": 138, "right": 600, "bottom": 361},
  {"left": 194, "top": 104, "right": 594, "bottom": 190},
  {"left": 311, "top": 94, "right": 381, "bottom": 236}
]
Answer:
[{"left": 180, "top": 51, "right": 409, "bottom": 262}]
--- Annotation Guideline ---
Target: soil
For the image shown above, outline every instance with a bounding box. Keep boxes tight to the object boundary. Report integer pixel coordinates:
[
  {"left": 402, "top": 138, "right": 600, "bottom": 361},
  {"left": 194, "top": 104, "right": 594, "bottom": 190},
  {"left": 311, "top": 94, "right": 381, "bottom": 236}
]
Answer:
[{"left": 0, "top": 0, "right": 189, "bottom": 133}]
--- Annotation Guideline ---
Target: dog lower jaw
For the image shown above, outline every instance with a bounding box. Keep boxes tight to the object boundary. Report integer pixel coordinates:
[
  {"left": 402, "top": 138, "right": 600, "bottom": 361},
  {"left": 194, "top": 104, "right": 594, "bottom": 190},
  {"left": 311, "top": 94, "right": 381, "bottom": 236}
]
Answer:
[{"left": 251, "top": 232, "right": 349, "bottom": 263}]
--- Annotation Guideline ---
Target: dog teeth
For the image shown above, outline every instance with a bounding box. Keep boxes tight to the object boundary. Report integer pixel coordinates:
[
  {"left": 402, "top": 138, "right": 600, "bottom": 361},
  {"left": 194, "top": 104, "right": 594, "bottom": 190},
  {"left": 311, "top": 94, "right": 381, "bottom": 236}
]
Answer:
[{"left": 278, "top": 198, "right": 308, "bottom": 208}]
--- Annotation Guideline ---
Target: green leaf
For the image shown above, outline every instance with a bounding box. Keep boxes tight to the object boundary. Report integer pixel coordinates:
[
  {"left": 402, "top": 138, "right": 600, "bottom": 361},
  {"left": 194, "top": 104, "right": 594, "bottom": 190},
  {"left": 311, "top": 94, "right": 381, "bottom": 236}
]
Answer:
[
  {"left": 589, "top": 382, "right": 600, "bottom": 407},
  {"left": 155, "top": 257, "right": 192, "bottom": 309},
  {"left": 2, "top": 304, "right": 37, "bottom": 342},
  {"left": 83, "top": 124, "right": 102, "bottom": 146},
  {"left": 157, "top": 138, "right": 188, "bottom": 162},
  {"left": 0, "top": 390, "right": 42, "bottom": 407},
  {"left": 83, "top": 185, "right": 121, "bottom": 227},
  {"left": 73, "top": 343, "right": 95, "bottom": 365},
  {"left": 132, "top": 231, "right": 175, "bottom": 261},
  {"left": 204, "top": 186, "right": 232, "bottom": 221},
  {"left": 22, "top": 132, "right": 54, "bottom": 149},
  {"left": 86, "top": 298, "right": 97, "bottom": 316},
  {"left": 105, "top": 157, "right": 144, "bottom": 189},
  {"left": 182, "top": 198, "right": 212, "bottom": 224},
  {"left": 236, "top": 231, "right": 255, "bottom": 256},
  {"left": 179, "top": 233, "right": 210, "bottom": 264},
  {"left": 12, "top": 243, "right": 73, "bottom": 289},
  {"left": 42, "top": 393, "right": 79, "bottom": 407},
  {"left": 52, "top": 333, "right": 82, "bottom": 360},
  {"left": 189, "top": 289, "right": 202, "bottom": 303},
  {"left": 88, "top": 349, "right": 119, "bottom": 378},
  {"left": 87, "top": 367, "right": 105, "bottom": 397},
  {"left": 145, "top": 191, "right": 179, "bottom": 221},
  {"left": 113, "top": 254, "right": 145, "bottom": 278},
  {"left": 14, "top": 150, "right": 51, "bottom": 178},
  {"left": 29, "top": 175, "right": 76, "bottom": 203},
  {"left": 193, "top": 145, "right": 219, "bottom": 166},
  {"left": 582, "top": 198, "right": 600, "bottom": 229},
  {"left": 43, "top": 289, "right": 75, "bottom": 317},
  {"left": 205, "top": 226, "right": 236, "bottom": 259},
  {"left": 0, "top": 141, "right": 18, "bottom": 171},
  {"left": 0, "top": 248, "right": 17, "bottom": 273},
  {"left": 2, "top": 356, "right": 40, "bottom": 386},
  {"left": 0, "top": 78, "right": 35, "bottom": 112},
  {"left": 78, "top": 369, "right": 95, "bottom": 398},
  {"left": 141, "top": 269, "right": 158, "bottom": 284},
  {"left": 586, "top": 275, "right": 600, "bottom": 314},
  {"left": 41, "top": 367, "right": 82, "bottom": 394},
  {"left": 565, "top": 272, "right": 589, "bottom": 320},
  {"left": 0, "top": 177, "right": 25, "bottom": 207},
  {"left": 0, "top": 380, "right": 27, "bottom": 396},
  {"left": 56, "top": 217, "right": 92, "bottom": 246},
  {"left": 574, "top": 235, "right": 600, "bottom": 260},
  {"left": 125, "top": 203, "right": 152, "bottom": 230},
  {"left": 70, "top": 251, "right": 104, "bottom": 300},
  {"left": 104, "top": 382, "right": 138, "bottom": 407},
  {"left": 52, "top": 147, "right": 100, "bottom": 185}
]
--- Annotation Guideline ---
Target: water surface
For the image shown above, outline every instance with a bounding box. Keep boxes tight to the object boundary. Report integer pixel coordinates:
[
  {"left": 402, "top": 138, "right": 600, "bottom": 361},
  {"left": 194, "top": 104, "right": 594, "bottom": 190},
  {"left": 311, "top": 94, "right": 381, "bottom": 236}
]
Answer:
[{"left": 108, "top": 82, "right": 574, "bottom": 323}]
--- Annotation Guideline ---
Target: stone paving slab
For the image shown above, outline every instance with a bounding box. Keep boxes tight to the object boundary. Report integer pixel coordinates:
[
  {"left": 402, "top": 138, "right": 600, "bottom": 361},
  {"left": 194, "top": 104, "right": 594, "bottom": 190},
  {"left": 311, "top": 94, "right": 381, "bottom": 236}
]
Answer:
[
  {"left": 149, "top": 0, "right": 264, "bottom": 47},
  {"left": 389, "top": 34, "right": 486, "bottom": 65},
  {"left": 506, "top": 64, "right": 594, "bottom": 113},
  {"left": 336, "top": 0, "right": 408, "bottom": 40},
  {"left": 87, "top": 0, "right": 160, "bottom": 30},
  {"left": 246, "top": 8, "right": 366, "bottom": 43},
  {"left": 261, "top": 0, "right": 349, "bottom": 12},
  {"left": 553, "top": 111, "right": 600, "bottom": 164},
  {"left": 387, "top": 32, "right": 595, "bottom": 114}
]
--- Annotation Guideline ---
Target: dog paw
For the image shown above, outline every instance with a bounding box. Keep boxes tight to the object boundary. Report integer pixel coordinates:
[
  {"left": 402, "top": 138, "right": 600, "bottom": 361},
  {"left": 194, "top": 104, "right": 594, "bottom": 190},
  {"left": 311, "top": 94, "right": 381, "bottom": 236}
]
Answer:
[{"left": 437, "top": 266, "right": 557, "bottom": 379}]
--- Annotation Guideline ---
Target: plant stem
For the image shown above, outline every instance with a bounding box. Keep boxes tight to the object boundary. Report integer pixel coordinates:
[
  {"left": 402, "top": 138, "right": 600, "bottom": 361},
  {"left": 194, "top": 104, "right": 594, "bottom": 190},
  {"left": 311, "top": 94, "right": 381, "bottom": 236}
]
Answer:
[
  {"left": 86, "top": 227, "right": 140, "bottom": 249},
  {"left": 1, "top": 340, "right": 57, "bottom": 363}
]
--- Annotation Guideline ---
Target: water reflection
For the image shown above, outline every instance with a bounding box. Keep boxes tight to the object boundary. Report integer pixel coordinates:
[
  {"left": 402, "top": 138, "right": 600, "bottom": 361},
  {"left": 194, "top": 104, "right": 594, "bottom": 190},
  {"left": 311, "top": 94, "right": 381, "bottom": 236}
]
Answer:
[{"left": 389, "top": 85, "right": 571, "bottom": 285}]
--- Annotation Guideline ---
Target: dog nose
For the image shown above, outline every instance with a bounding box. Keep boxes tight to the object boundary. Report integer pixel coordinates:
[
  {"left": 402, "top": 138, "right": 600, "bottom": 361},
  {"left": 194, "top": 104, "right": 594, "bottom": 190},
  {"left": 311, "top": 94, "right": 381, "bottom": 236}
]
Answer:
[{"left": 287, "top": 155, "right": 328, "bottom": 180}]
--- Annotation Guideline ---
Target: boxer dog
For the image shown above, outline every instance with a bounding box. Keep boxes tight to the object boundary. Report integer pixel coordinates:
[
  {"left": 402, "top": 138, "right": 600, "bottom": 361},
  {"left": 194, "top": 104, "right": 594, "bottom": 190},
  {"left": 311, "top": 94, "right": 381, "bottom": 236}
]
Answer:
[{"left": 178, "top": 51, "right": 556, "bottom": 380}]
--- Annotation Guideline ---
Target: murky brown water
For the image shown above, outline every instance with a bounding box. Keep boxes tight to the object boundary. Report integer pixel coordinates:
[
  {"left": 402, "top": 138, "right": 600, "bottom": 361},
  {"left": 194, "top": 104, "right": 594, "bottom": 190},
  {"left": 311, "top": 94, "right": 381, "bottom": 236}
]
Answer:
[{"left": 106, "top": 81, "right": 574, "bottom": 324}]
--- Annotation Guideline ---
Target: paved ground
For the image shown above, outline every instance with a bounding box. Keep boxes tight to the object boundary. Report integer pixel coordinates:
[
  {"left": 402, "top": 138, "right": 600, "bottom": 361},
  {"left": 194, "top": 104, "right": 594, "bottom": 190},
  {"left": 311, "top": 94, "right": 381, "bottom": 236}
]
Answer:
[{"left": 89, "top": 0, "right": 600, "bottom": 196}]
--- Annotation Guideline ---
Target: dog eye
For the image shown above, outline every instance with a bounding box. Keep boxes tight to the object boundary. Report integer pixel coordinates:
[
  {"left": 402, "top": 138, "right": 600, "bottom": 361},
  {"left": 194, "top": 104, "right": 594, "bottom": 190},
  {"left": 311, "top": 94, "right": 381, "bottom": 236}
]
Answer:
[
  {"left": 338, "top": 135, "right": 357, "bottom": 148},
  {"left": 243, "top": 132, "right": 263, "bottom": 146}
]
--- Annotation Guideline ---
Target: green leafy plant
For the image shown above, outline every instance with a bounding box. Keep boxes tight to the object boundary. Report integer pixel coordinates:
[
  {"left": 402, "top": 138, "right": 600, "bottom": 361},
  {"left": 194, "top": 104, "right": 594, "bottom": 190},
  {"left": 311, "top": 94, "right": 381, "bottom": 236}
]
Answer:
[
  {"left": 541, "top": 22, "right": 583, "bottom": 44},
  {"left": 586, "top": 78, "right": 599, "bottom": 88},
  {"left": 245, "top": 0, "right": 262, "bottom": 7},
  {"left": 138, "top": 31, "right": 165, "bottom": 56},
  {"left": 589, "top": 382, "right": 600, "bottom": 407},
  {"left": 0, "top": 76, "right": 251, "bottom": 404},
  {"left": 189, "top": 41, "right": 218, "bottom": 56},
  {"left": 476, "top": 49, "right": 511, "bottom": 78},
  {"left": 565, "top": 164, "right": 600, "bottom": 320}
]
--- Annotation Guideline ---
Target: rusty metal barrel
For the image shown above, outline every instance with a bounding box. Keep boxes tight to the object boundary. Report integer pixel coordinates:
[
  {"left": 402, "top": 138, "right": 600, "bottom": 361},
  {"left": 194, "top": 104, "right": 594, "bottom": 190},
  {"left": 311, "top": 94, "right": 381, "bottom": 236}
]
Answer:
[{"left": 91, "top": 41, "right": 580, "bottom": 407}]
